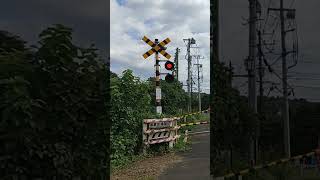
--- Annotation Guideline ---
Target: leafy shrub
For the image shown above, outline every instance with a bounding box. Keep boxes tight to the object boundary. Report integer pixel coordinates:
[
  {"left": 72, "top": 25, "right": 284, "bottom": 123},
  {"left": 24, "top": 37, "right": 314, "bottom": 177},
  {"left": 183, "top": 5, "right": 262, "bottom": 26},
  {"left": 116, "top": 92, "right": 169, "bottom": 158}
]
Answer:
[
  {"left": 110, "top": 70, "right": 152, "bottom": 167},
  {"left": 0, "top": 25, "right": 108, "bottom": 179}
]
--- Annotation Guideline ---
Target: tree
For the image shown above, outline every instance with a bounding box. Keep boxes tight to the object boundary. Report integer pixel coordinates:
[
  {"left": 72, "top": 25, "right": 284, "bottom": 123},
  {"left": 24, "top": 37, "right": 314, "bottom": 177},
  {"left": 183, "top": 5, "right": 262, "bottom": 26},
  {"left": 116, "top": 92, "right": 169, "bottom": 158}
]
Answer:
[
  {"left": 0, "top": 24, "right": 108, "bottom": 179},
  {"left": 211, "top": 61, "right": 258, "bottom": 175},
  {"left": 110, "top": 69, "right": 152, "bottom": 167},
  {"left": 0, "top": 30, "right": 27, "bottom": 53},
  {"left": 146, "top": 77, "right": 189, "bottom": 115}
]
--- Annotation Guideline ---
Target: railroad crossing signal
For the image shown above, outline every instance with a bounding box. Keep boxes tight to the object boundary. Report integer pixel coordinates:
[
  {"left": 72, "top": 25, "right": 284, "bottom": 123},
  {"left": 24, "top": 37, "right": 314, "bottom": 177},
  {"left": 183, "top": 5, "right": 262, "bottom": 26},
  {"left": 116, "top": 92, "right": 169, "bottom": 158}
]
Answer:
[
  {"left": 142, "top": 36, "right": 171, "bottom": 59},
  {"left": 141, "top": 36, "right": 174, "bottom": 114},
  {"left": 164, "top": 61, "right": 175, "bottom": 83}
]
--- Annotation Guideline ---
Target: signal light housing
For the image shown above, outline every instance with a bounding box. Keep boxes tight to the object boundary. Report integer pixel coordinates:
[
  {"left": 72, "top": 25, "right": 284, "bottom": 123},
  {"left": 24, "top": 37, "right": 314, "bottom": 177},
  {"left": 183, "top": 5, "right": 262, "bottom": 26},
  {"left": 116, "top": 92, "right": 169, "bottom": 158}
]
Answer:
[
  {"left": 165, "top": 73, "right": 174, "bottom": 83},
  {"left": 165, "top": 61, "right": 174, "bottom": 70}
]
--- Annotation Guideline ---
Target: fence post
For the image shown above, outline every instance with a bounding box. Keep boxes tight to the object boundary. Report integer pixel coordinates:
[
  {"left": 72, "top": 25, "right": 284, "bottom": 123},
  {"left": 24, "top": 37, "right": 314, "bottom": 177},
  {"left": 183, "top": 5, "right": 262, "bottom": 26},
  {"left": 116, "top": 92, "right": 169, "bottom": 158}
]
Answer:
[
  {"left": 184, "top": 130, "right": 189, "bottom": 143},
  {"left": 238, "top": 175, "right": 242, "bottom": 180},
  {"left": 142, "top": 120, "right": 148, "bottom": 154},
  {"left": 175, "top": 118, "right": 178, "bottom": 144},
  {"left": 168, "top": 119, "right": 175, "bottom": 148}
]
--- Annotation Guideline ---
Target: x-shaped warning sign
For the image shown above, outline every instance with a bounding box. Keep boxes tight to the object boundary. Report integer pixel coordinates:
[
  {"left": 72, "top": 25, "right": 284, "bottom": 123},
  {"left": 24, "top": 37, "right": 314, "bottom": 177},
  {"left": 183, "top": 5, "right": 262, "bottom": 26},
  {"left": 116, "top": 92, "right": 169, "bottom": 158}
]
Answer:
[{"left": 142, "top": 36, "right": 171, "bottom": 59}]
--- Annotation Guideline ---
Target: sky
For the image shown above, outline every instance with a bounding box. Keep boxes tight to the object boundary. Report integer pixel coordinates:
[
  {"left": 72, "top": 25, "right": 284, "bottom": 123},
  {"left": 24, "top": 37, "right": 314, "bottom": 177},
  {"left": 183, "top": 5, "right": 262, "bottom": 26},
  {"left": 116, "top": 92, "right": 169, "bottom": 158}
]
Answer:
[
  {"left": 110, "top": 0, "right": 210, "bottom": 93},
  {"left": 0, "top": 0, "right": 108, "bottom": 58},
  {"left": 1, "top": 0, "right": 318, "bottom": 99},
  {"left": 220, "top": 0, "right": 320, "bottom": 102}
]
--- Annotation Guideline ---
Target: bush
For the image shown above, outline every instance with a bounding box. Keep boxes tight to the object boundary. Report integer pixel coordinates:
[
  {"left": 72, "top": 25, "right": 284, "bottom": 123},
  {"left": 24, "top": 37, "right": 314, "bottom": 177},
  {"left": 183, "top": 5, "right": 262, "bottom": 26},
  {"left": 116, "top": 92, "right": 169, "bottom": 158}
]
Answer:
[
  {"left": 110, "top": 70, "right": 152, "bottom": 167},
  {"left": 0, "top": 25, "right": 108, "bottom": 179}
]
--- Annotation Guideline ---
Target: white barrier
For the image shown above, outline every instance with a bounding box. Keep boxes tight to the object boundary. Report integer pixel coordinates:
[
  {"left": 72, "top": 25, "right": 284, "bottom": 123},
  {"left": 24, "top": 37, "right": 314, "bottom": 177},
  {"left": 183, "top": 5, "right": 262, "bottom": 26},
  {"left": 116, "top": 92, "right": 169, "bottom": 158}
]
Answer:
[{"left": 143, "top": 117, "right": 180, "bottom": 151}]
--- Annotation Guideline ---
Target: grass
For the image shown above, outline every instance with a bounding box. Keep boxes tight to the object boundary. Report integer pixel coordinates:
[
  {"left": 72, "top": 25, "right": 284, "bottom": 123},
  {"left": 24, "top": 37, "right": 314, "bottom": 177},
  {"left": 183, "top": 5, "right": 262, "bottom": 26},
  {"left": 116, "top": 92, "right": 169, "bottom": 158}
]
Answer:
[
  {"left": 111, "top": 153, "right": 153, "bottom": 172},
  {"left": 112, "top": 137, "right": 191, "bottom": 172},
  {"left": 172, "top": 134, "right": 192, "bottom": 152}
]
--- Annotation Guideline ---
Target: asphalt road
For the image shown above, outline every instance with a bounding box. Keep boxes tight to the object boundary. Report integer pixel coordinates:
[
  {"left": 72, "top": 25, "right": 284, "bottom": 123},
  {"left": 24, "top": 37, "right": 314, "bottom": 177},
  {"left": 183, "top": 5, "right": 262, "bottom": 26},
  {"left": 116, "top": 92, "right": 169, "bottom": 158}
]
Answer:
[{"left": 159, "top": 124, "right": 210, "bottom": 180}]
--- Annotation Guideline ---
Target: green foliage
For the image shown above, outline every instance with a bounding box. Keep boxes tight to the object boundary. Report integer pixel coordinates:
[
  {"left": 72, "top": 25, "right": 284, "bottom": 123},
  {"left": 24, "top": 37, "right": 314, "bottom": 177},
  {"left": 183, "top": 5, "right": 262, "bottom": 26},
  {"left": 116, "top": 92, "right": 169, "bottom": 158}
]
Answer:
[
  {"left": 211, "top": 61, "right": 258, "bottom": 175},
  {"left": 0, "top": 30, "right": 27, "bottom": 53},
  {"left": 173, "top": 135, "right": 192, "bottom": 152},
  {"left": 161, "top": 79, "right": 189, "bottom": 115},
  {"left": 110, "top": 69, "right": 152, "bottom": 167},
  {"left": 110, "top": 70, "right": 209, "bottom": 168},
  {"left": 0, "top": 24, "right": 108, "bottom": 179},
  {"left": 290, "top": 99, "right": 320, "bottom": 154},
  {"left": 147, "top": 78, "right": 189, "bottom": 115}
]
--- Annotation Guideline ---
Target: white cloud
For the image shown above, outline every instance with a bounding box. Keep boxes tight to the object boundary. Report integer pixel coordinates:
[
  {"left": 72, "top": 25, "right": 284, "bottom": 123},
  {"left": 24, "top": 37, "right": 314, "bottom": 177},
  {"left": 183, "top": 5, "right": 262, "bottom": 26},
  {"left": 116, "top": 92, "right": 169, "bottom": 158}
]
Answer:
[{"left": 110, "top": 0, "right": 210, "bottom": 93}]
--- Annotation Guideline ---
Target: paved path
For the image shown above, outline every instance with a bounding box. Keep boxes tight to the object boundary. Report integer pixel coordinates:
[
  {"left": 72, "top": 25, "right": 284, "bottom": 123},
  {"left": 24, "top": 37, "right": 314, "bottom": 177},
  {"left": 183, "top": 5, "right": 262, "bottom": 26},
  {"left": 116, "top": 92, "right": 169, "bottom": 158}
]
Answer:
[{"left": 159, "top": 124, "right": 210, "bottom": 180}]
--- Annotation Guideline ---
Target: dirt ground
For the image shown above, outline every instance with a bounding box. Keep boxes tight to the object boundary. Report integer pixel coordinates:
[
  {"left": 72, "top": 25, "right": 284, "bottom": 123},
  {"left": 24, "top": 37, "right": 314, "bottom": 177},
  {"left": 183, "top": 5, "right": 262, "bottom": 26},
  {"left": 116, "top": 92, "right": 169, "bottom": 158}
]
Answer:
[{"left": 111, "top": 153, "right": 183, "bottom": 180}]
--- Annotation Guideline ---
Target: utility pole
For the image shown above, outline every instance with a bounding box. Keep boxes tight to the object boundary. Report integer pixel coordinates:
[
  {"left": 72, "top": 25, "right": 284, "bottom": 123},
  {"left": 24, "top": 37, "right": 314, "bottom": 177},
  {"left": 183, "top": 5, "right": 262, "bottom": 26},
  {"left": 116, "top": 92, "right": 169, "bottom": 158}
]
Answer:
[
  {"left": 280, "top": 0, "right": 290, "bottom": 159},
  {"left": 174, "top": 48, "right": 180, "bottom": 80},
  {"left": 229, "top": 61, "right": 233, "bottom": 86},
  {"left": 194, "top": 55, "right": 204, "bottom": 112},
  {"left": 257, "top": 30, "right": 264, "bottom": 114},
  {"left": 256, "top": 29, "right": 264, "bottom": 163},
  {"left": 268, "top": 0, "right": 295, "bottom": 159},
  {"left": 187, "top": 39, "right": 191, "bottom": 112},
  {"left": 191, "top": 63, "right": 193, "bottom": 111},
  {"left": 197, "top": 63, "right": 202, "bottom": 112},
  {"left": 184, "top": 38, "right": 196, "bottom": 112},
  {"left": 248, "top": 0, "right": 257, "bottom": 166}
]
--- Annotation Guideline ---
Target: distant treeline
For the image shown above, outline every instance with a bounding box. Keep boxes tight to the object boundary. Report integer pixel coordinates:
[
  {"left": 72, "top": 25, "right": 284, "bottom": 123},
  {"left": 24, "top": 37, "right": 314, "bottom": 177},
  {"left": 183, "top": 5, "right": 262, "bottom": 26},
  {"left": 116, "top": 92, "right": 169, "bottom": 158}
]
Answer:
[{"left": 0, "top": 25, "right": 108, "bottom": 179}]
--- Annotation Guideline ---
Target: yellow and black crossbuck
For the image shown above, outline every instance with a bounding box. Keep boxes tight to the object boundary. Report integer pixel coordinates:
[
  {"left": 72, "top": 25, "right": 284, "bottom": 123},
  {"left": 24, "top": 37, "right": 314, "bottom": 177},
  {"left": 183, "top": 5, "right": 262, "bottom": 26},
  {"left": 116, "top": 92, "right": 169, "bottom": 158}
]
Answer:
[{"left": 142, "top": 36, "right": 171, "bottom": 59}]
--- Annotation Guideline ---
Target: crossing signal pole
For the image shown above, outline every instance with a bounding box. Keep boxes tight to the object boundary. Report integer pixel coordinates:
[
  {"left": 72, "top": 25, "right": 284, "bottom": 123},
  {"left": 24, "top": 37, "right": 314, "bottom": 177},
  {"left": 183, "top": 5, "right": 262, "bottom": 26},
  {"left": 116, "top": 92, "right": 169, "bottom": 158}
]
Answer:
[
  {"left": 142, "top": 36, "right": 172, "bottom": 115},
  {"left": 154, "top": 39, "right": 162, "bottom": 114}
]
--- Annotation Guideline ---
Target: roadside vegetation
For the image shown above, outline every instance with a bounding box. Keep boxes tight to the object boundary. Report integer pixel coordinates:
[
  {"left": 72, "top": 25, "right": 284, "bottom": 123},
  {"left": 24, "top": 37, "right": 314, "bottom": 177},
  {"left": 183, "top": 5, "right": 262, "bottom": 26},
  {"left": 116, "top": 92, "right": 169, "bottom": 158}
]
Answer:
[
  {"left": 0, "top": 25, "right": 108, "bottom": 178},
  {"left": 110, "top": 69, "right": 210, "bottom": 170}
]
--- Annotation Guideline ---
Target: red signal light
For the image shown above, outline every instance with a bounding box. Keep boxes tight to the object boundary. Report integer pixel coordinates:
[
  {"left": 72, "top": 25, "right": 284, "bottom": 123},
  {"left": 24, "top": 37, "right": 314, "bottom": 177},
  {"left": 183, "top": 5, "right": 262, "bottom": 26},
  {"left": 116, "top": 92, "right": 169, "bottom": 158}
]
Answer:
[{"left": 165, "top": 61, "right": 174, "bottom": 70}]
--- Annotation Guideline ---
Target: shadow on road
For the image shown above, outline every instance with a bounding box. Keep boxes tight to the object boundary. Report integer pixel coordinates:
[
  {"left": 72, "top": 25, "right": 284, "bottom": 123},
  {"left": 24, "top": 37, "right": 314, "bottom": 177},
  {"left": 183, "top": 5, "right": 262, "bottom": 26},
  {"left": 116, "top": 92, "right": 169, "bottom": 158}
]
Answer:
[{"left": 159, "top": 124, "right": 210, "bottom": 180}]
